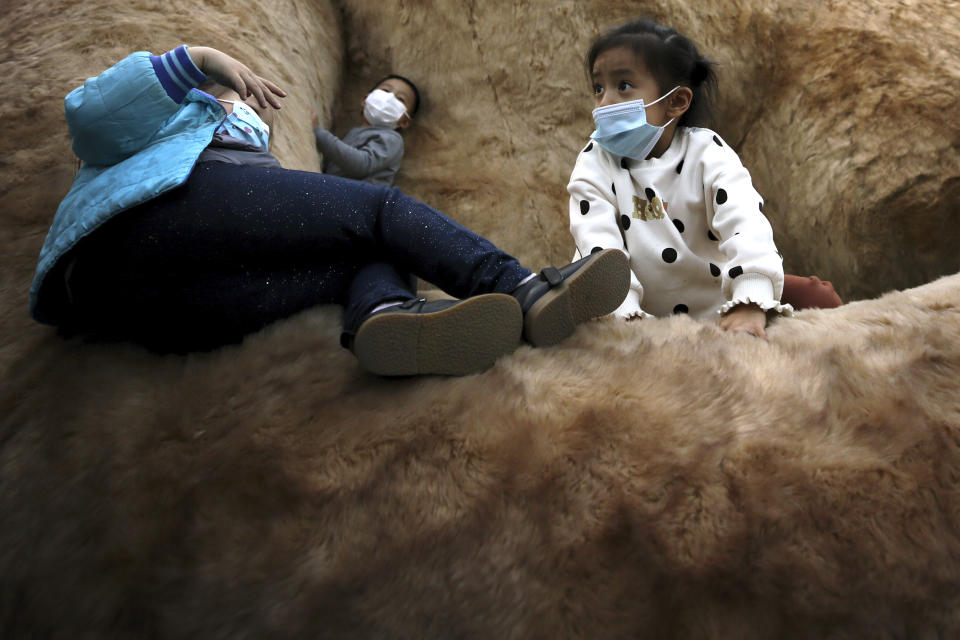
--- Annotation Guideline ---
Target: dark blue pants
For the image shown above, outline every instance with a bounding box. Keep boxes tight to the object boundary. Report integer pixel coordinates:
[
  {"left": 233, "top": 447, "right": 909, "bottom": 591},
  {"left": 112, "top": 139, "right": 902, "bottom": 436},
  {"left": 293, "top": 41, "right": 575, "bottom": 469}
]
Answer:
[{"left": 66, "top": 162, "right": 530, "bottom": 352}]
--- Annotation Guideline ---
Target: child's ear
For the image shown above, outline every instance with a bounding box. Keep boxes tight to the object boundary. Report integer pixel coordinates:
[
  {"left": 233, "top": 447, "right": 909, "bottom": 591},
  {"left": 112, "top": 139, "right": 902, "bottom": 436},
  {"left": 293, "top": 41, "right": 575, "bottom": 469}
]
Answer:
[
  {"left": 667, "top": 87, "right": 693, "bottom": 119},
  {"left": 396, "top": 114, "right": 412, "bottom": 130}
]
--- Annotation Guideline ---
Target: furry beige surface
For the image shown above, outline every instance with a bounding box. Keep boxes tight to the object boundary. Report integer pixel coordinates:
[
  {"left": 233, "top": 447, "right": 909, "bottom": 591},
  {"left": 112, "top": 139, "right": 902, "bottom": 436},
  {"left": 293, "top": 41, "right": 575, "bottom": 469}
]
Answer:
[
  {"left": 336, "top": 0, "right": 960, "bottom": 301},
  {"left": 2, "top": 0, "right": 960, "bottom": 637}
]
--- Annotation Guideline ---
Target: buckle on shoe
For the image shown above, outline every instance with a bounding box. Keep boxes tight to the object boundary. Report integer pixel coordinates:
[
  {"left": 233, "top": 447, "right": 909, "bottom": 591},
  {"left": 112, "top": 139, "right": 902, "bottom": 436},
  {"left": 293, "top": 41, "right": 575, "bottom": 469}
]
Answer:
[
  {"left": 399, "top": 297, "right": 427, "bottom": 309},
  {"left": 540, "top": 267, "right": 563, "bottom": 287}
]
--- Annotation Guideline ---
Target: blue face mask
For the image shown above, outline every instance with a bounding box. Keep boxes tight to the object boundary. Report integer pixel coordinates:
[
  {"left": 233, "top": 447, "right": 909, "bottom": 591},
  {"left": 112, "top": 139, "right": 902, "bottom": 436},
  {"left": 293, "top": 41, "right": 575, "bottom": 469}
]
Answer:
[
  {"left": 590, "top": 86, "right": 679, "bottom": 160},
  {"left": 215, "top": 99, "right": 271, "bottom": 150}
]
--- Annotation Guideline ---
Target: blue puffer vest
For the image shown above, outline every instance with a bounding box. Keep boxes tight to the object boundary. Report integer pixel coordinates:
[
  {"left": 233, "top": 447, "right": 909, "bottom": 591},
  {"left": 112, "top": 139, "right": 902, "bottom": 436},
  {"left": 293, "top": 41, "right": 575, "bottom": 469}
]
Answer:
[{"left": 30, "top": 46, "right": 226, "bottom": 324}]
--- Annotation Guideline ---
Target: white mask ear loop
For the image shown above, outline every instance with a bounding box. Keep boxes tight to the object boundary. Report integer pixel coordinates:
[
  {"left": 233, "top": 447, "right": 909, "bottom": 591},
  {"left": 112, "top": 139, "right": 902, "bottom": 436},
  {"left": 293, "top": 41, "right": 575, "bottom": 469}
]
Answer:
[
  {"left": 645, "top": 85, "right": 680, "bottom": 108},
  {"left": 214, "top": 98, "right": 235, "bottom": 124},
  {"left": 215, "top": 98, "right": 239, "bottom": 120},
  {"left": 645, "top": 86, "right": 680, "bottom": 128}
]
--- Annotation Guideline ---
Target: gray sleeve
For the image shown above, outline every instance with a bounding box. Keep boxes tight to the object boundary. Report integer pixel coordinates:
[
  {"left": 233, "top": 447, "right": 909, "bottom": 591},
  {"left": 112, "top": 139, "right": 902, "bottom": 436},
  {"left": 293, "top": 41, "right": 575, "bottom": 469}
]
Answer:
[{"left": 314, "top": 128, "right": 403, "bottom": 180}]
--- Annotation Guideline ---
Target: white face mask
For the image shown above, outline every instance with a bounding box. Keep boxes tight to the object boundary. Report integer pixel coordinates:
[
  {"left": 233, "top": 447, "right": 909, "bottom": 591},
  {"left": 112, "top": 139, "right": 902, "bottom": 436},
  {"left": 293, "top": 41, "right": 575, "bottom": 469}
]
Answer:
[
  {"left": 216, "top": 99, "right": 271, "bottom": 150},
  {"left": 363, "top": 89, "right": 407, "bottom": 128}
]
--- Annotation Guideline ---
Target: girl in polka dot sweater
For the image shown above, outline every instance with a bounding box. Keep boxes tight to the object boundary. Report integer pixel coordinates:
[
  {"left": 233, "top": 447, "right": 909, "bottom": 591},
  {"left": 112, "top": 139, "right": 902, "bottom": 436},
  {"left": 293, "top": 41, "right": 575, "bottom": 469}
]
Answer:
[{"left": 568, "top": 19, "right": 841, "bottom": 337}]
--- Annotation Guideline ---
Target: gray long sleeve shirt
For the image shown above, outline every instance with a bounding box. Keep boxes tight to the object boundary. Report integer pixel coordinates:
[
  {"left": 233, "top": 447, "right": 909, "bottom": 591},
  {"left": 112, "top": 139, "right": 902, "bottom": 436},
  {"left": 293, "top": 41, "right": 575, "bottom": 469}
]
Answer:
[{"left": 314, "top": 125, "right": 404, "bottom": 186}]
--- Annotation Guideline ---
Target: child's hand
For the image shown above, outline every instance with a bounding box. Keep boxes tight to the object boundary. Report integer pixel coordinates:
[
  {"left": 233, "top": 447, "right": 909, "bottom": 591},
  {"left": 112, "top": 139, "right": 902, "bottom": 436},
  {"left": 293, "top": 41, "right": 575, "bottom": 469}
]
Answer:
[
  {"left": 311, "top": 111, "right": 320, "bottom": 130},
  {"left": 719, "top": 304, "right": 767, "bottom": 338},
  {"left": 188, "top": 46, "right": 286, "bottom": 109}
]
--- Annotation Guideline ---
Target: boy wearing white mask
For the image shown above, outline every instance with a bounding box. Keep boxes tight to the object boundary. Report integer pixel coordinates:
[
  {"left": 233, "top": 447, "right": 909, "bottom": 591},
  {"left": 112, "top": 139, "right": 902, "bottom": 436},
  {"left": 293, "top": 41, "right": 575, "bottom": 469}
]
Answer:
[{"left": 313, "top": 75, "right": 420, "bottom": 186}]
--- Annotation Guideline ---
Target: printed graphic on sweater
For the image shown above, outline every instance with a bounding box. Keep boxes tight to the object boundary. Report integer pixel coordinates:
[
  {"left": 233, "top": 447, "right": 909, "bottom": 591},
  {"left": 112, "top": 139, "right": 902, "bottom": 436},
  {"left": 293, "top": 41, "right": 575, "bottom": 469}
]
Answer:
[{"left": 632, "top": 196, "right": 667, "bottom": 221}]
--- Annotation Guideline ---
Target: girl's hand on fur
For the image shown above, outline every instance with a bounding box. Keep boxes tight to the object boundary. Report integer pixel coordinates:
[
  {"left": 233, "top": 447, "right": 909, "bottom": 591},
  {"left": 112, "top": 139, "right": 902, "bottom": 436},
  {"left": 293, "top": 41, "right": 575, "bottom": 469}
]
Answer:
[
  {"left": 188, "top": 46, "right": 286, "bottom": 109},
  {"left": 311, "top": 111, "right": 320, "bottom": 130},
  {"left": 719, "top": 304, "right": 767, "bottom": 338}
]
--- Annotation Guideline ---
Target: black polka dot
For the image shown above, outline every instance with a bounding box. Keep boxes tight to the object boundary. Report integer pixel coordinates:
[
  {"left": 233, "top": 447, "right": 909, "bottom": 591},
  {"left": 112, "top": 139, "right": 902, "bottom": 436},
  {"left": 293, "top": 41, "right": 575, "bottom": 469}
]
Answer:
[
  {"left": 716, "top": 189, "right": 728, "bottom": 205},
  {"left": 676, "top": 160, "right": 684, "bottom": 174},
  {"left": 583, "top": 142, "right": 593, "bottom": 153},
  {"left": 729, "top": 265, "right": 744, "bottom": 279},
  {"left": 708, "top": 230, "right": 719, "bottom": 241},
  {"left": 620, "top": 215, "right": 631, "bottom": 230},
  {"left": 661, "top": 248, "right": 678, "bottom": 263},
  {"left": 759, "top": 201, "right": 764, "bottom": 212},
  {"left": 644, "top": 187, "right": 655, "bottom": 200},
  {"left": 734, "top": 232, "right": 740, "bottom": 236},
  {"left": 709, "top": 263, "right": 721, "bottom": 277},
  {"left": 620, "top": 157, "right": 630, "bottom": 169},
  {"left": 672, "top": 218, "right": 685, "bottom": 233},
  {"left": 673, "top": 304, "right": 689, "bottom": 314},
  {"left": 713, "top": 135, "right": 723, "bottom": 147},
  {"left": 611, "top": 183, "right": 616, "bottom": 195},
  {"left": 591, "top": 246, "right": 603, "bottom": 254},
  {"left": 579, "top": 200, "right": 590, "bottom": 215}
]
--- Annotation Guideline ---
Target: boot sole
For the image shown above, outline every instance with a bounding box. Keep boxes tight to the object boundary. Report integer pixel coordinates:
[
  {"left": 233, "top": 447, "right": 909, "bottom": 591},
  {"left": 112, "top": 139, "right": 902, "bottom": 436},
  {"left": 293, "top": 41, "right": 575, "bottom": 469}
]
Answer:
[
  {"left": 523, "top": 249, "right": 630, "bottom": 347},
  {"left": 353, "top": 294, "right": 523, "bottom": 376}
]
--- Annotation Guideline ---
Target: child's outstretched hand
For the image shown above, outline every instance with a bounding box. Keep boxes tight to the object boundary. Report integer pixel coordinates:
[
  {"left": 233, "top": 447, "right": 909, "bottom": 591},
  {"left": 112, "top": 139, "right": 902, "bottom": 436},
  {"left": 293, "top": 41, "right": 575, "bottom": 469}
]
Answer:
[
  {"left": 719, "top": 304, "right": 767, "bottom": 338},
  {"left": 188, "top": 46, "right": 286, "bottom": 109}
]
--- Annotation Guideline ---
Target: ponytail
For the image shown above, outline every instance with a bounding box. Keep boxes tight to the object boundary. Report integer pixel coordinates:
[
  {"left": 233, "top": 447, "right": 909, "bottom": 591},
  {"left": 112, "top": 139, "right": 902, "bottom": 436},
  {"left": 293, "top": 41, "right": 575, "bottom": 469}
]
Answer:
[{"left": 690, "top": 57, "right": 712, "bottom": 87}]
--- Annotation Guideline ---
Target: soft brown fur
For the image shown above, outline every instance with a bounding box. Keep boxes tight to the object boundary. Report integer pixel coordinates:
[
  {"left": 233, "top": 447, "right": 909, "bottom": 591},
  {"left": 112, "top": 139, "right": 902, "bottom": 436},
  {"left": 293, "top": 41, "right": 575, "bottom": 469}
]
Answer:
[{"left": 2, "top": 0, "right": 960, "bottom": 638}]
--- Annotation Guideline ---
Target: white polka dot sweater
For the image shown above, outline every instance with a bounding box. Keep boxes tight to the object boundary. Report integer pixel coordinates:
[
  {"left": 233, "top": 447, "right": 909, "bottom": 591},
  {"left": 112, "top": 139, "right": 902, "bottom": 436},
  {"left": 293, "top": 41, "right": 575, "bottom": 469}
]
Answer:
[{"left": 567, "top": 127, "right": 791, "bottom": 320}]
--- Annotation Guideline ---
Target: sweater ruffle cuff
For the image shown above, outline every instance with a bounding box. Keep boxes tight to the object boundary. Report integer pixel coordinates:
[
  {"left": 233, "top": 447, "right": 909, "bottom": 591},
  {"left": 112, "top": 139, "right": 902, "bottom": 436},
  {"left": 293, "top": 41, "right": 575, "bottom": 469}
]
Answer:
[
  {"left": 612, "top": 290, "right": 653, "bottom": 319},
  {"left": 719, "top": 273, "right": 794, "bottom": 316}
]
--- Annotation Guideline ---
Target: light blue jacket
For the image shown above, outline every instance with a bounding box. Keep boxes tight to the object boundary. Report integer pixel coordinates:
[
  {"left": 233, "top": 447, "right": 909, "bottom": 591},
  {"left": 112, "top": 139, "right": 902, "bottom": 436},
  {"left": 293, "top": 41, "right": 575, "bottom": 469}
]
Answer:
[{"left": 30, "top": 46, "right": 225, "bottom": 324}]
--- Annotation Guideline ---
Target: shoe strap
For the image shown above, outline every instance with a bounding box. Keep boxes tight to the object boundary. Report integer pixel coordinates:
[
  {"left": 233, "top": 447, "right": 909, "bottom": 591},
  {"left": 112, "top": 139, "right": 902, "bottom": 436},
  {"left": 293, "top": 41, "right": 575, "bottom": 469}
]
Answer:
[
  {"left": 540, "top": 267, "right": 563, "bottom": 287},
  {"left": 398, "top": 297, "right": 427, "bottom": 309}
]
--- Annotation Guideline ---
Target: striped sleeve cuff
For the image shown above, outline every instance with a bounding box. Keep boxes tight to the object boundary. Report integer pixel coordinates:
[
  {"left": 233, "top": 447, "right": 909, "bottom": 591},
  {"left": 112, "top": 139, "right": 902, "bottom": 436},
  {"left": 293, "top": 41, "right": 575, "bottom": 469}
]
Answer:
[{"left": 149, "top": 45, "right": 206, "bottom": 103}]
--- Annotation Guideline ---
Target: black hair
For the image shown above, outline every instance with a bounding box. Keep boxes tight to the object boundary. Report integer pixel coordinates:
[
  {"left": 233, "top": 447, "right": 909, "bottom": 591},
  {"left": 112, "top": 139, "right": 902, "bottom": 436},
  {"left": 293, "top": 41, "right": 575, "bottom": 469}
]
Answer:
[
  {"left": 372, "top": 74, "right": 422, "bottom": 116},
  {"left": 585, "top": 19, "right": 717, "bottom": 128}
]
